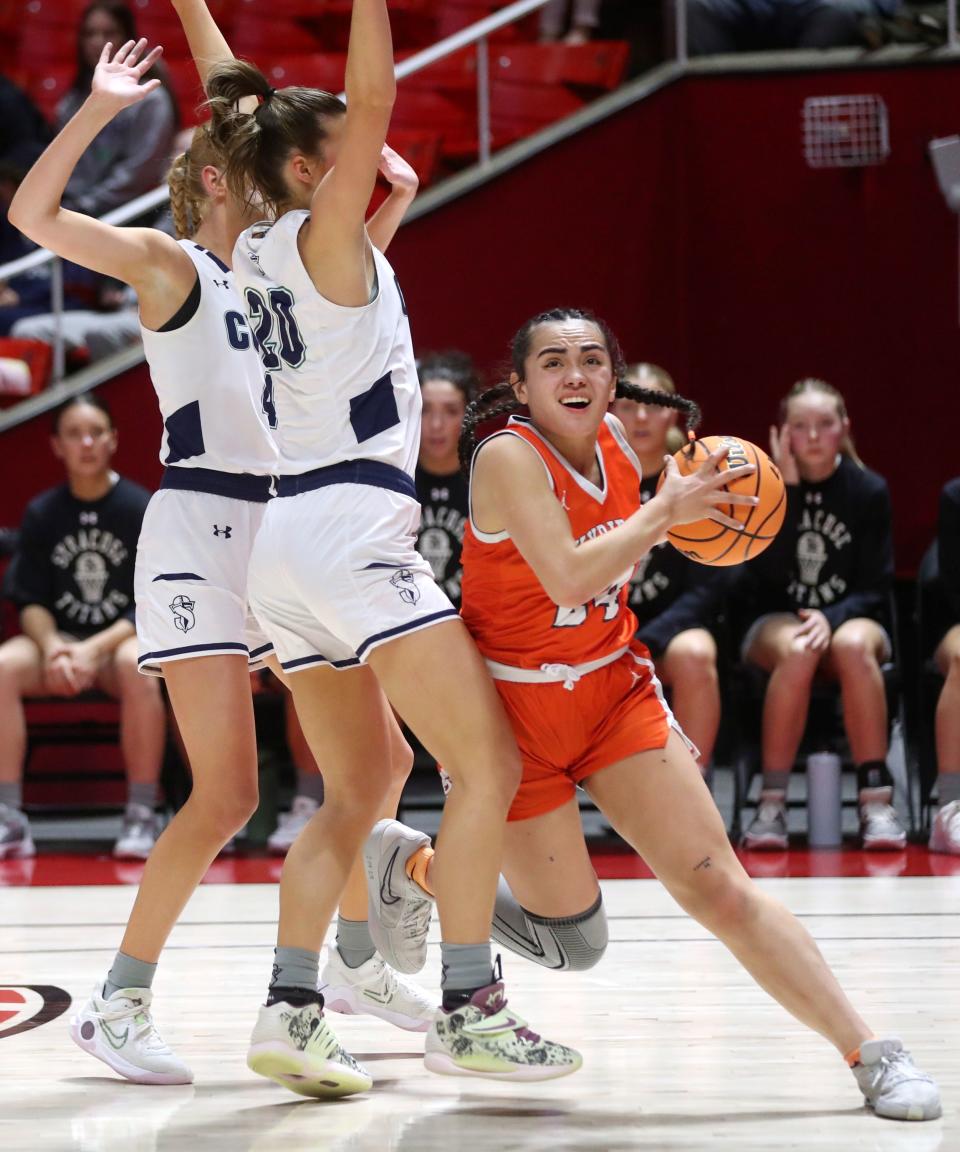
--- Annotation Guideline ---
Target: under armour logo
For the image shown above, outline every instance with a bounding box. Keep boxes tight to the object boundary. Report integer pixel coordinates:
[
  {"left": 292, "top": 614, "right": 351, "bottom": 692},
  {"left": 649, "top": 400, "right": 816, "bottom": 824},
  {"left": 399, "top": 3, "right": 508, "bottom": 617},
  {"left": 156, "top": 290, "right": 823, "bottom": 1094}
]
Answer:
[
  {"left": 170, "top": 594, "right": 195, "bottom": 633},
  {"left": 213, "top": 524, "right": 232, "bottom": 538},
  {"left": 390, "top": 569, "right": 421, "bottom": 606},
  {"left": 78, "top": 511, "right": 98, "bottom": 525},
  {"left": 212, "top": 278, "right": 230, "bottom": 290}
]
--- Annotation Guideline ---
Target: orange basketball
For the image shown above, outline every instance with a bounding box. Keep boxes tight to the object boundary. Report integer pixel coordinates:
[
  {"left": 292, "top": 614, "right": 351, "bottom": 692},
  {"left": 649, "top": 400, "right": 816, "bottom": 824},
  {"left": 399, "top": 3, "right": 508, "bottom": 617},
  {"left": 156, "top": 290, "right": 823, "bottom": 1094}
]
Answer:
[{"left": 655, "top": 434, "right": 786, "bottom": 566}]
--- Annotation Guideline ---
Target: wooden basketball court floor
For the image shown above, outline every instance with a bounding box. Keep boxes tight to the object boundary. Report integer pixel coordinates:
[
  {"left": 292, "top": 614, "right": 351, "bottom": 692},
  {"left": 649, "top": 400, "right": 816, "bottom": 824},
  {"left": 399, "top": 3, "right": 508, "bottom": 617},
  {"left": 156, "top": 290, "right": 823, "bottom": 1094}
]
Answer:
[{"left": 1, "top": 857, "right": 958, "bottom": 1152}]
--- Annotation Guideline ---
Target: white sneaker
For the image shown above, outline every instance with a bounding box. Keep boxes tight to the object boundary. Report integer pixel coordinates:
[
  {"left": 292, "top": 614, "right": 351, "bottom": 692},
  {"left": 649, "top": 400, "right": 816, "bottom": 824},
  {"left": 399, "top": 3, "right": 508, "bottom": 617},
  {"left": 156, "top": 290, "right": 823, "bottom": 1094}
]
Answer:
[
  {"left": 929, "top": 799, "right": 960, "bottom": 855},
  {"left": 266, "top": 795, "right": 319, "bottom": 855},
  {"left": 320, "top": 946, "right": 436, "bottom": 1033},
  {"left": 0, "top": 804, "right": 35, "bottom": 859},
  {"left": 247, "top": 996, "right": 372, "bottom": 1098},
  {"left": 859, "top": 788, "right": 907, "bottom": 850},
  {"left": 742, "top": 791, "right": 788, "bottom": 850},
  {"left": 363, "top": 819, "right": 434, "bottom": 974},
  {"left": 69, "top": 984, "right": 193, "bottom": 1085},
  {"left": 850, "top": 1037, "right": 941, "bottom": 1120},
  {"left": 113, "top": 804, "right": 160, "bottom": 860}
]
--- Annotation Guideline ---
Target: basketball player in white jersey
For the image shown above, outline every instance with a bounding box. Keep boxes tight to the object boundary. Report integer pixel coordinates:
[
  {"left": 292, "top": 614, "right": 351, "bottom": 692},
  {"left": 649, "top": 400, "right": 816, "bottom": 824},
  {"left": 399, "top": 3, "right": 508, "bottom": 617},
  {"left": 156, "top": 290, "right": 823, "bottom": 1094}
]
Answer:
[
  {"left": 199, "top": 0, "right": 581, "bottom": 1096},
  {"left": 9, "top": 36, "right": 431, "bottom": 1088}
]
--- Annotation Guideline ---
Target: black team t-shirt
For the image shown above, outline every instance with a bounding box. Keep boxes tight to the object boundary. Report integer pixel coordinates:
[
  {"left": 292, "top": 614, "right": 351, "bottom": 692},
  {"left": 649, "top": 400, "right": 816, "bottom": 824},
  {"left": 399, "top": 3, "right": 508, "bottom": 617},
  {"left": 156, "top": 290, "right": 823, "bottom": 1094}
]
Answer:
[
  {"left": 10, "top": 476, "right": 151, "bottom": 638},
  {"left": 415, "top": 465, "right": 469, "bottom": 610},
  {"left": 742, "top": 454, "right": 894, "bottom": 631}
]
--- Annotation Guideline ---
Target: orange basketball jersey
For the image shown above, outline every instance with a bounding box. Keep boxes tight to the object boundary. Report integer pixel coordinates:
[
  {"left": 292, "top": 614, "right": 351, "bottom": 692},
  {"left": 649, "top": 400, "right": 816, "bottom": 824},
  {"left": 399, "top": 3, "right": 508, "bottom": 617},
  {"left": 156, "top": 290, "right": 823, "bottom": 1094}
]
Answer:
[{"left": 461, "top": 414, "right": 645, "bottom": 669}]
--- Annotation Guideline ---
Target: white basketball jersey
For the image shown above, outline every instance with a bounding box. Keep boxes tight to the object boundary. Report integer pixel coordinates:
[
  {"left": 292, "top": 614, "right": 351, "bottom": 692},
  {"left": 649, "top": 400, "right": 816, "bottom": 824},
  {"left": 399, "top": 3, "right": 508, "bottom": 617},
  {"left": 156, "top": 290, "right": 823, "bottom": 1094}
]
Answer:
[
  {"left": 232, "top": 210, "right": 421, "bottom": 477},
  {"left": 140, "top": 241, "right": 277, "bottom": 474}
]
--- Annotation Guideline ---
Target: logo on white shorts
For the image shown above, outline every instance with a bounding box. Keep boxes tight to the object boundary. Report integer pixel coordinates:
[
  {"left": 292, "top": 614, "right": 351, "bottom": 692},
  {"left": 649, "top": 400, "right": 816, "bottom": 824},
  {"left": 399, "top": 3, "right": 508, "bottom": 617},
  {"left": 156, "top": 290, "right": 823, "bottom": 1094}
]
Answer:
[
  {"left": 170, "top": 594, "right": 196, "bottom": 633},
  {"left": 389, "top": 569, "right": 421, "bottom": 606}
]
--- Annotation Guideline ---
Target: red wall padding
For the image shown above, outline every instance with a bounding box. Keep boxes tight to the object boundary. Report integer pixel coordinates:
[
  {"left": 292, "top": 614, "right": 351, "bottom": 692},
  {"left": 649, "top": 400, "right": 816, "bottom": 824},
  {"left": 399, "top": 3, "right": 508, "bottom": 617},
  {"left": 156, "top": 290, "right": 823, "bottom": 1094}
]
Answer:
[{"left": 3, "top": 62, "right": 959, "bottom": 570}]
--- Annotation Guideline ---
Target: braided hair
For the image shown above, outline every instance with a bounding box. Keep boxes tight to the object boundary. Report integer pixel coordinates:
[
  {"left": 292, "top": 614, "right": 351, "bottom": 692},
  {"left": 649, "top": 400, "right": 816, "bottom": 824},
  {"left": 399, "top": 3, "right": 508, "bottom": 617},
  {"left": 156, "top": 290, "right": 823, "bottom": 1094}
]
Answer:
[
  {"left": 167, "top": 124, "right": 222, "bottom": 240},
  {"left": 458, "top": 308, "right": 701, "bottom": 476}
]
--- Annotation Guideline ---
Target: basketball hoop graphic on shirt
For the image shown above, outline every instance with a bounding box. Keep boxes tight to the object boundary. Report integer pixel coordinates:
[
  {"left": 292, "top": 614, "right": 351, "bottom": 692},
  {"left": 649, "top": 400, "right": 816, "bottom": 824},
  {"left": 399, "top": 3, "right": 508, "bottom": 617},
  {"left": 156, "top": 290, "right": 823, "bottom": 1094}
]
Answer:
[
  {"left": 390, "top": 569, "right": 421, "bottom": 606},
  {"left": 74, "top": 552, "right": 109, "bottom": 605},
  {"left": 797, "top": 532, "right": 828, "bottom": 585},
  {"left": 170, "top": 594, "right": 196, "bottom": 632}
]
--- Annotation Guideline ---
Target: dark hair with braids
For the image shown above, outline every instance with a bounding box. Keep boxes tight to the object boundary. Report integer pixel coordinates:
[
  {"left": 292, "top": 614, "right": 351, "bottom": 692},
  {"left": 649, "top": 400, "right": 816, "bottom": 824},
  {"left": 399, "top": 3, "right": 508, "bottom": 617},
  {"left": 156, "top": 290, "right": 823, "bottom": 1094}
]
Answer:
[
  {"left": 459, "top": 308, "right": 701, "bottom": 475},
  {"left": 204, "top": 60, "right": 346, "bottom": 216}
]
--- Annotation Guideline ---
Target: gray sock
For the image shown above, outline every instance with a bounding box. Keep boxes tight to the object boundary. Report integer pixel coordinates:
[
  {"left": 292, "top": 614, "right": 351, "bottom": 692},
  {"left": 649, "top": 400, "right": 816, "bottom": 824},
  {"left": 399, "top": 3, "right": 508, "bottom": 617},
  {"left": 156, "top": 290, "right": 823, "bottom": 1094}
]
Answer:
[
  {"left": 128, "top": 781, "right": 157, "bottom": 810},
  {"left": 336, "top": 916, "right": 376, "bottom": 969},
  {"left": 0, "top": 781, "right": 22, "bottom": 810},
  {"left": 440, "top": 942, "right": 493, "bottom": 993},
  {"left": 937, "top": 772, "right": 960, "bottom": 808},
  {"left": 762, "top": 770, "right": 791, "bottom": 793},
  {"left": 296, "top": 769, "right": 324, "bottom": 804},
  {"left": 104, "top": 951, "right": 157, "bottom": 998},
  {"left": 269, "top": 946, "right": 319, "bottom": 993}
]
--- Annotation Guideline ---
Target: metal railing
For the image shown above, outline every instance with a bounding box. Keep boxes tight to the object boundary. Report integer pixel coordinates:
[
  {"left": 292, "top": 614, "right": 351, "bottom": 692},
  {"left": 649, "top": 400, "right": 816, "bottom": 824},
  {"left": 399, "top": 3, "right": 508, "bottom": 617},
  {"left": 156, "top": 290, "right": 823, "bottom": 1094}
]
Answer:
[
  {"left": 0, "top": 0, "right": 566, "bottom": 385},
  {"left": 1, "top": 0, "right": 955, "bottom": 390}
]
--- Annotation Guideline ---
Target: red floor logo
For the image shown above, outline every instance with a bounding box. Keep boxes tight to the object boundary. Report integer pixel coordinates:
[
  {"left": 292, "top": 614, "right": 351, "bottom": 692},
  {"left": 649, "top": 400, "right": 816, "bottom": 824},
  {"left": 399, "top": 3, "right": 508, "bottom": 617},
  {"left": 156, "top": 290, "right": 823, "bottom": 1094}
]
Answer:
[{"left": 0, "top": 986, "right": 72, "bottom": 1040}]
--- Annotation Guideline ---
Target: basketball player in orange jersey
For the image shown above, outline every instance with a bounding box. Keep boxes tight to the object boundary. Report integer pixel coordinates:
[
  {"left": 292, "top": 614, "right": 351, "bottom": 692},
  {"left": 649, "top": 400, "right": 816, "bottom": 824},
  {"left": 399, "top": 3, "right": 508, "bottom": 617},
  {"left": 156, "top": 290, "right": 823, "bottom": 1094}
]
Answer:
[{"left": 365, "top": 308, "right": 940, "bottom": 1121}]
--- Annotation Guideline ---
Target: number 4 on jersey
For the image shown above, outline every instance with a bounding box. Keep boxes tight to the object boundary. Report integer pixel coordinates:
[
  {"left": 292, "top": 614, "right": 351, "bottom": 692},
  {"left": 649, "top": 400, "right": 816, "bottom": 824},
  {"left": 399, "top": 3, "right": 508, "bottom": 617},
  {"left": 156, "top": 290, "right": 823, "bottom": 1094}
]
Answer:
[
  {"left": 553, "top": 579, "right": 626, "bottom": 628},
  {"left": 245, "top": 287, "right": 306, "bottom": 428}
]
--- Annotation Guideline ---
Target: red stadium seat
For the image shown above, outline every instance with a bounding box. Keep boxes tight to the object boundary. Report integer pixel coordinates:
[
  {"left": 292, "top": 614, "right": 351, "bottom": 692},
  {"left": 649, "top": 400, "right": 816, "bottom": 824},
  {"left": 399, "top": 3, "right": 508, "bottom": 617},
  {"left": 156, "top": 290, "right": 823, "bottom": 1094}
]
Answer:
[
  {"left": 263, "top": 52, "right": 347, "bottom": 93},
  {"left": 489, "top": 79, "right": 585, "bottom": 138},
  {"left": 391, "top": 88, "right": 478, "bottom": 156},
  {"left": 16, "top": 25, "right": 76, "bottom": 72},
  {"left": 401, "top": 47, "right": 479, "bottom": 95},
  {"left": 26, "top": 65, "right": 74, "bottom": 126},
  {"left": 229, "top": 16, "right": 324, "bottom": 57},
  {"left": 434, "top": 0, "right": 534, "bottom": 42},
  {"left": 386, "top": 128, "right": 443, "bottom": 187},
  {"left": 164, "top": 56, "right": 207, "bottom": 126},
  {"left": 20, "top": 0, "right": 88, "bottom": 28},
  {"left": 0, "top": 339, "right": 53, "bottom": 408},
  {"left": 491, "top": 41, "right": 630, "bottom": 94}
]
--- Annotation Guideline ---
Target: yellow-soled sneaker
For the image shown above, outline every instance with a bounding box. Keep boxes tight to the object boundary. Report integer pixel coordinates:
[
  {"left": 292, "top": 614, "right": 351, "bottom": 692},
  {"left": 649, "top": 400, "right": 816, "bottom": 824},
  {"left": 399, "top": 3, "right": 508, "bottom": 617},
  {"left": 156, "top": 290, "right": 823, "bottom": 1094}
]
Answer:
[
  {"left": 247, "top": 995, "right": 372, "bottom": 1099},
  {"left": 424, "top": 979, "right": 581, "bottom": 1082}
]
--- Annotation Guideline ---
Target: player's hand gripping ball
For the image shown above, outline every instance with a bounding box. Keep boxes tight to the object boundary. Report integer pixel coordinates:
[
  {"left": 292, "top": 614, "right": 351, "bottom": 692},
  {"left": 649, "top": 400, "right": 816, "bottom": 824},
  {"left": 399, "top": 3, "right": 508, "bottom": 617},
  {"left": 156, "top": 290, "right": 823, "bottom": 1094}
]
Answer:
[{"left": 656, "top": 435, "right": 786, "bottom": 566}]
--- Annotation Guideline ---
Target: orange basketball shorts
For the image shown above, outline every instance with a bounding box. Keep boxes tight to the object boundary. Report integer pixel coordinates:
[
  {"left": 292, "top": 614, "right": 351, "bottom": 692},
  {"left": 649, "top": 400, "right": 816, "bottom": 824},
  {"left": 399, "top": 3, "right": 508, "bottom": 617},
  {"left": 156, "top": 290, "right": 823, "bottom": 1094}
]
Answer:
[{"left": 491, "top": 643, "right": 682, "bottom": 822}]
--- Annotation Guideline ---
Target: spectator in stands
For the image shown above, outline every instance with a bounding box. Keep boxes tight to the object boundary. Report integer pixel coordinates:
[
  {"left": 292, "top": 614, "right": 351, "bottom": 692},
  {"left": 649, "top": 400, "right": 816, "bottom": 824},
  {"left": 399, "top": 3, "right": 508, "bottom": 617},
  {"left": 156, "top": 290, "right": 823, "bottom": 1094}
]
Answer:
[
  {"left": 0, "top": 77, "right": 49, "bottom": 177},
  {"left": 10, "top": 283, "right": 141, "bottom": 366},
  {"left": 686, "top": 0, "right": 896, "bottom": 53},
  {"left": 929, "top": 477, "right": 960, "bottom": 855},
  {"left": 0, "top": 393, "right": 163, "bottom": 861},
  {"left": 738, "top": 377, "right": 905, "bottom": 852},
  {"left": 611, "top": 363, "right": 726, "bottom": 789},
  {"left": 0, "top": 3, "right": 178, "bottom": 340},
  {"left": 540, "top": 0, "right": 605, "bottom": 43},
  {"left": 415, "top": 351, "right": 478, "bottom": 610},
  {"left": 57, "top": 2, "right": 178, "bottom": 219}
]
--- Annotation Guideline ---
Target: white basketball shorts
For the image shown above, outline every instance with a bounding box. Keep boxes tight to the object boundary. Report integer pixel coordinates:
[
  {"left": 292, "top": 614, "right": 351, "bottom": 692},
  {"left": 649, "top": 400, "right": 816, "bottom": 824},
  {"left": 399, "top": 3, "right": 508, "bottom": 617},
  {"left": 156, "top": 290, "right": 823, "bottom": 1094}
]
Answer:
[
  {"left": 135, "top": 488, "right": 273, "bottom": 676},
  {"left": 248, "top": 479, "right": 458, "bottom": 672}
]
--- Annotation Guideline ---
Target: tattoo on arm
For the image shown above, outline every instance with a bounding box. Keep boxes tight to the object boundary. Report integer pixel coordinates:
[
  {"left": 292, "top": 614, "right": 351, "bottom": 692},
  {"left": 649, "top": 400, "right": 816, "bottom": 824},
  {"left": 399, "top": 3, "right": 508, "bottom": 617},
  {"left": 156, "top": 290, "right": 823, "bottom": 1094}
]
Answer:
[{"left": 694, "top": 856, "right": 712, "bottom": 871}]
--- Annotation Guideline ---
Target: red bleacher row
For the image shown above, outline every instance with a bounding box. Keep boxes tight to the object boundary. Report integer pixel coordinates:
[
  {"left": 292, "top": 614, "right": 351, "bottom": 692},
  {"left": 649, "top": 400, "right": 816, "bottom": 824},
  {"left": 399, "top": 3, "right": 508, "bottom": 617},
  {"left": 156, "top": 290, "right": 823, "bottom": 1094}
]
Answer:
[{"left": 0, "top": 0, "right": 629, "bottom": 186}]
